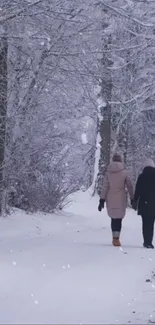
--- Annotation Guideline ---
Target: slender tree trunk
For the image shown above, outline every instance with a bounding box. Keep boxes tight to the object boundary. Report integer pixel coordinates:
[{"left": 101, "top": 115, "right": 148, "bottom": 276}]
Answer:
[
  {"left": 97, "top": 33, "right": 112, "bottom": 195},
  {"left": 0, "top": 37, "right": 8, "bottom": 215}
]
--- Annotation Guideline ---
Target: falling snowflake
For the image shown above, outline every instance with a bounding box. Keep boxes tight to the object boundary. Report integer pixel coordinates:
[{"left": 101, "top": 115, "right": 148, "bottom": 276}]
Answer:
[
  {"left": 149, "top": 313, "right": 155, "bottom": 323},
  {"left": 81, "top": 133, "right": 88, "bottom": 144},
  {"left": 13, "top": 261, "right": 16, "bottom": 266},
  {"left": 34, "top": 300, "right": 39, "bottom": 305}
]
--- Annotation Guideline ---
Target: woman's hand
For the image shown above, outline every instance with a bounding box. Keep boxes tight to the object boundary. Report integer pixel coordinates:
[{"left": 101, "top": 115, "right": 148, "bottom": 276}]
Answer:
[{"left": 98, "top": 198, "right": 105, "bottom": 211}]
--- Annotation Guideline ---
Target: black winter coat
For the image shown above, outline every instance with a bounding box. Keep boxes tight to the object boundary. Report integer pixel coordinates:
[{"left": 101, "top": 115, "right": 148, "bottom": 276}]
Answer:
[{"left": 134, "top": 166, "right": 155, "bottom": 216}]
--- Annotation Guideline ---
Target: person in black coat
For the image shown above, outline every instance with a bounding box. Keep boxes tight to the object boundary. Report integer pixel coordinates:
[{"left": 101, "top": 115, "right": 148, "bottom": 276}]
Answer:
[{"left": 133, "top": 159, "right": 155, "bottom": 249}]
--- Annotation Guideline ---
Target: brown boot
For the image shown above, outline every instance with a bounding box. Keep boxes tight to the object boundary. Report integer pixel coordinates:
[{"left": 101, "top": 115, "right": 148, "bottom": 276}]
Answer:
[
  {"left": 112, "top": 232, "right": 121, "bottom": 246},
  {"left": 112, "top": 238, "right": 121, "bottom": 246}
]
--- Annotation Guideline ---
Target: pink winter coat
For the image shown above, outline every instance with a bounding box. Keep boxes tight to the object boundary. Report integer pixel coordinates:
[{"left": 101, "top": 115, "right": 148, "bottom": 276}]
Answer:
[{"left": 101, "top": 162, "right": 133, "bottom": 219}]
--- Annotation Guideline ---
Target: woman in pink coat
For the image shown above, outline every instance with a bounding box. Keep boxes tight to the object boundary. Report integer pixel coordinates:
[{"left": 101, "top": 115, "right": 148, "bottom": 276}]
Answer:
[{"left": 98, "top": 153, "right": 134, "bottom": 246}]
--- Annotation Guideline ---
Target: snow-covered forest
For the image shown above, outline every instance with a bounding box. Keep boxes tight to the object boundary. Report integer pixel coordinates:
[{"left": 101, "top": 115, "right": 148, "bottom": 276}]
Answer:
[
  {"left": 1, "top": 0, "right": 155, "bottom": 213},
  {"left": 1, "top": 2, "right": 155, "bottom": 324}
]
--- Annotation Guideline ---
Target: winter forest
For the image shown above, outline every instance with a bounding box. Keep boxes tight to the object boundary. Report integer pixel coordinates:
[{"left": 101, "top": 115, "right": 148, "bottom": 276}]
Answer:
[
  {"left": 0, "top": 0, "right": 155, "bottom": 214},
  {"left": 1, "top": 2, "right": 155, "bottom": 324}
]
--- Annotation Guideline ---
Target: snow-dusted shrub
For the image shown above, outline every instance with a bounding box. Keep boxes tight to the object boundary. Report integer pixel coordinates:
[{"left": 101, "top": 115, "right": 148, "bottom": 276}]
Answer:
[{"left": 8, "top": 166, "right": 78, "bottom": 212}]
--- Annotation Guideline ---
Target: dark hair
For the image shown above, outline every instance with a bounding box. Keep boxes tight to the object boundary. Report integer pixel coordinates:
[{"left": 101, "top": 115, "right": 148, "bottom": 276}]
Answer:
[{"left": 112, "top": 153, "right": 122, "bottom": 163}]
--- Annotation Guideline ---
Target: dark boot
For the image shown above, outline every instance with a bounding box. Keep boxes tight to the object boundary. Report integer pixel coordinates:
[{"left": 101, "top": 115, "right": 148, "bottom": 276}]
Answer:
[{"left": 143, "top": 243, "right": 154, "bottom": 249}]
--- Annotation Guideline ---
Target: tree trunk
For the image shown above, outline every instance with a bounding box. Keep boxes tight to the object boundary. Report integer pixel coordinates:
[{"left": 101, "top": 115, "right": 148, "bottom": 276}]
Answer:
[
  {"left": 97, "top": 33, "right": 112, "bottom": 195},
  {"left": 0, "top": 37, "right": 8, "bottom": 215}
]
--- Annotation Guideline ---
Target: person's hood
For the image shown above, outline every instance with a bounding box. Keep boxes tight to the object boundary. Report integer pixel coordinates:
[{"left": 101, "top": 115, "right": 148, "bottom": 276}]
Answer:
[
  {"left": 107, "top": 161, "right": 125, "bottom": 173},
  {"left": 143, "top": 158, "right": 155, "bottom": 168},
  {"left": 143, "top": 159, "right": 155, "bottom": 175}
]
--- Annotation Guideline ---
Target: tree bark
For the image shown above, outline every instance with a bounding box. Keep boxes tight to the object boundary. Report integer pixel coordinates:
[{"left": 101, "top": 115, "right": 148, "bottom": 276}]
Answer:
[
  {"left": 97, "top": 33, "right": 112, "bottom": 195},
  {"left": 0, "top": 37, "right": 8, "bottom": 214}
]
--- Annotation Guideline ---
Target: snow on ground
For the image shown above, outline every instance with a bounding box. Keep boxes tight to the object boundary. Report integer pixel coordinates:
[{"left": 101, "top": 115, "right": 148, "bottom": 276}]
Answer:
[{"left": 0, "top": 190, "right": 155, "bottom": 324}]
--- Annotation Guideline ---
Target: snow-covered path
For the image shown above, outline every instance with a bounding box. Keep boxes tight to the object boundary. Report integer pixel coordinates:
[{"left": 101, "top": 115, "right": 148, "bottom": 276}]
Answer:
[{"left": 0, "top": 191, "right": 155, "bottom": 324}]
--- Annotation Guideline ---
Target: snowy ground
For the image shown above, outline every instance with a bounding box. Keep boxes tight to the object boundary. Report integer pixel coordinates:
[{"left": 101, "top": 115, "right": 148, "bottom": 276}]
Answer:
[{"left": 0, "top": 191, "right": 155, "bottom": 324}]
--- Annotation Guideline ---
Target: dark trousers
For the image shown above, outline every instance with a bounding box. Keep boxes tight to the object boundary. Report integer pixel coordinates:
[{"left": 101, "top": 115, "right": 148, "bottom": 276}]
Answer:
[
  {"left": 142, "top": 215, "right": 155, "bottom": 245},
  {"left": 111, "top": 218, "right": 122, "bottom": 232}
]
